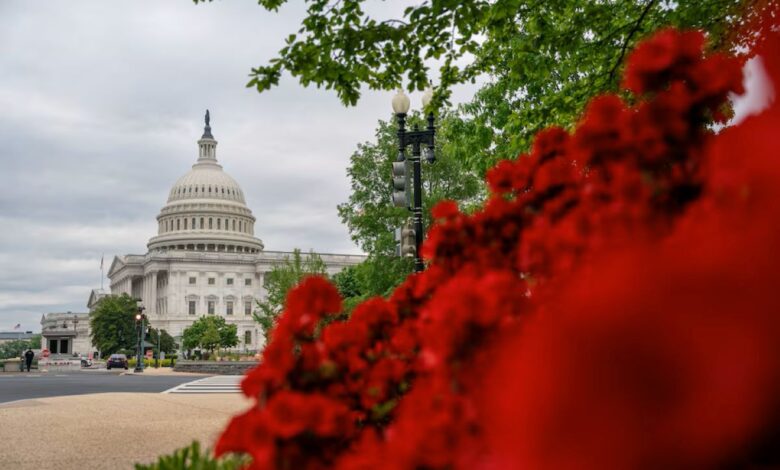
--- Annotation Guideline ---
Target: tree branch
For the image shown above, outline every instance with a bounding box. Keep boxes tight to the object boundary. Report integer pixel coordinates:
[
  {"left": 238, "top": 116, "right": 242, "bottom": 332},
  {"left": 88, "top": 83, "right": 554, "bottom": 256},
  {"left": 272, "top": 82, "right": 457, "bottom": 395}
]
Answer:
[{"left": 607, "top": 0, "right": 658, "bottom": 85}]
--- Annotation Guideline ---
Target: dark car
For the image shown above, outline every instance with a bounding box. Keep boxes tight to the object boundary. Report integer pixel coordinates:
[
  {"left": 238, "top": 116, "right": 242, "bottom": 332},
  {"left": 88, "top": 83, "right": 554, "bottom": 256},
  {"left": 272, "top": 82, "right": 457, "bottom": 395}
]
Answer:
[{"left": 106, "top": 354, "right": 128, "bottom": 370}]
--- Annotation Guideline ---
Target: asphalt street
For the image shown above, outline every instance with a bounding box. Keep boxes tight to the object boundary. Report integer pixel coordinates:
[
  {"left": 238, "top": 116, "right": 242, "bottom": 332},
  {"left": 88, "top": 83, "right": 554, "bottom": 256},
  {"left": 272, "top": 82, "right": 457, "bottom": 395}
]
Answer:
[{"left": 0, "top": 371, "right": 204, "bottom": 404}]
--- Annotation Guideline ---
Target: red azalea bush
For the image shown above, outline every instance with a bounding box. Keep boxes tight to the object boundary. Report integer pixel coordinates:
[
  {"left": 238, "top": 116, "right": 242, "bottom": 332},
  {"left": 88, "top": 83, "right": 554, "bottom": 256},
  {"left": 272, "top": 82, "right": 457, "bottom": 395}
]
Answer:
[{"left": 217, "top": 22, "right": 780, "bottom": 469}]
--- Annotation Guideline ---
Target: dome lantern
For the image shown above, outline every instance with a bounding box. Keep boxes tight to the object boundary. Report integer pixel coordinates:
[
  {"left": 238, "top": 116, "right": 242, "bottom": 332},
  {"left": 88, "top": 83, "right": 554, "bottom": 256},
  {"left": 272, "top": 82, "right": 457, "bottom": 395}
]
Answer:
[{"left": 198, "top": 109, "right": 218, "bottom": 163}]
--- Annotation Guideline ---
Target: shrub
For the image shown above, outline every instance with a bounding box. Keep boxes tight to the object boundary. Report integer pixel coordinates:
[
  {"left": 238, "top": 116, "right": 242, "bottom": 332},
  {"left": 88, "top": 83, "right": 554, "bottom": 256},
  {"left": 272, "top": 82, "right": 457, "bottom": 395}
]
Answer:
[{"left": 136, "top": 441, "right": 248, "bottom": 470}]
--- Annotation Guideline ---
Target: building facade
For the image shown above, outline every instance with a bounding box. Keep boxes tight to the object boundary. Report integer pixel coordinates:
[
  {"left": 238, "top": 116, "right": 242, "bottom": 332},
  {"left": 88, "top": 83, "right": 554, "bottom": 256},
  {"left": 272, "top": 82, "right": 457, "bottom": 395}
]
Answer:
[
  {"left": 106, "top": 114, "right": 365, "bottom": 352},
  {"left": 40, "top": 312, "right": 91, "bottom": 356}
]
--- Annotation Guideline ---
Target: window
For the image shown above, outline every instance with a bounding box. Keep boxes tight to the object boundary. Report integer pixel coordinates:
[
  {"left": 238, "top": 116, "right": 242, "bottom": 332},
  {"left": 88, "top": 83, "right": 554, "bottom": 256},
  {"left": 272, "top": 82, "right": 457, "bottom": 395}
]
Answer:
[
  {"left": 226, "top": 301, "right": 234, "bottom": 315},
  {"left": 208, "top": 278, "right": 215, "bottom": 285},
  {"left": 208, "top": 301, "right": 215, "bottom": 315},
  {"left": 232, "top": 220, "right": 236, "bottom": 231},
  {"left": 189, "top": 277, "right": 196, "bottom": 285},
  {"left": 177, "top": 219, "right": 180, "bottom": 230},
  {"left": 244, "top": 330, "right": 252, "bottom": 345},
  {"left": 183, "top": 218, "right": 187, "bottom": 229},
  {"left": 200, "top": 217, "right": 204, "bottom": 229},
  {"left": 192, "top": 218, "right": 195, "bottom": 229},
  {"left": 245, "top": 278, "right": 252, "bottom": 286},
  {"left": 217, "top": 219, "right": 221, "bottom": 230},
  {"left": 245, "top": 301, "right": 252, "bottom": 316},
  {"left": 227, "top": 278, "right": 234, "bottom": 286},
  {"left": 188, "top": 301, "right": 196, "bottom": 315},
  {"left": 209, "top": 218, "right": 213, "bottom": 229}
]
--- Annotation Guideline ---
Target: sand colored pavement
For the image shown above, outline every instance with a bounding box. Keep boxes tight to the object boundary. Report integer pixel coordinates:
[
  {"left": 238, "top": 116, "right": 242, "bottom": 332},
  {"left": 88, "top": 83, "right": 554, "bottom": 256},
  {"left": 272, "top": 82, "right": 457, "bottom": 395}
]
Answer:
[{"left": 0, "top": 392, "right": 251, "bottom": 469}]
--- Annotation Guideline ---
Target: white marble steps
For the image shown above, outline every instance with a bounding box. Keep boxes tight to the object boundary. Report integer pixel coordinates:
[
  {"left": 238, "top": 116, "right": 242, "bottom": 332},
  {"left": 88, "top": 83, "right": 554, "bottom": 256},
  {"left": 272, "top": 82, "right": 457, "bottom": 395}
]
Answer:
[{"left": 164, "top": 375, "right": 242, "bottom": 394}]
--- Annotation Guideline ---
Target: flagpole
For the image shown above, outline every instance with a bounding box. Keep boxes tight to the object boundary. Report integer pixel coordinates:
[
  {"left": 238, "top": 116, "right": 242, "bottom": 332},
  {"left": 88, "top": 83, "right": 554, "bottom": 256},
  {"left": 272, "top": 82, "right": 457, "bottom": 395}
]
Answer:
[{"left": 100, "top": 254, "right": 104, "bottom": 290}]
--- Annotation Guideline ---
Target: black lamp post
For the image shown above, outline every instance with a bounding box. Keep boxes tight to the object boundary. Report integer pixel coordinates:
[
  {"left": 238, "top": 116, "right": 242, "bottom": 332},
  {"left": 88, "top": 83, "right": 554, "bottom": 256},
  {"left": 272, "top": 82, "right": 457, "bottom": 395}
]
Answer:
[
  {"left": 134, "top": 303, "right": 146, "bottom": 373},
  {"left": 392, "top": 87, "right": 436, "bottom": 272}
]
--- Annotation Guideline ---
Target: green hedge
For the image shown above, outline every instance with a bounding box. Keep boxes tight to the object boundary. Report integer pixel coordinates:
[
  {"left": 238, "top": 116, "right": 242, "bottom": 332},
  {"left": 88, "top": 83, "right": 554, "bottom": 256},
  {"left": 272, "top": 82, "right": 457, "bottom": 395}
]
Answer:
[{"left": 127, "top": 358, "right": 175, "bottom": 368}]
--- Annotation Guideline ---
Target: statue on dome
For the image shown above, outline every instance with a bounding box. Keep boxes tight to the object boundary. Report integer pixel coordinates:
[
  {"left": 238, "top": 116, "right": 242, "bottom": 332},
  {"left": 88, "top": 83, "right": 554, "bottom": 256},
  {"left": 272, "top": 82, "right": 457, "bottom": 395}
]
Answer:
[{"left": 205, "top": 109, "right": 210, "bottom": 127}]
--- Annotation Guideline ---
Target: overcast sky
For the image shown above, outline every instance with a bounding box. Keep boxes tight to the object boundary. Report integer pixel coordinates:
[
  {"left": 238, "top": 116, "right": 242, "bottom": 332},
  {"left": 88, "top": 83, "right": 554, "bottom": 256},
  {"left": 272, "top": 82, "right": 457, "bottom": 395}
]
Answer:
[
  {"left": 0, "top": 2, "right": 772, "bottom": 332},
  {"left": 0, "top": 1, "right": 483, "bottom": 331}
]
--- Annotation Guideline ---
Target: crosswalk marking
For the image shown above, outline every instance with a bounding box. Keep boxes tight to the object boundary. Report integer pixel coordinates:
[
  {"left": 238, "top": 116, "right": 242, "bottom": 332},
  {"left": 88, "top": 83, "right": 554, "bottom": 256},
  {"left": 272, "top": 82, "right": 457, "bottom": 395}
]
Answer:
[{"left": 163, "top": 375, "right": 242, "bottom": 394}]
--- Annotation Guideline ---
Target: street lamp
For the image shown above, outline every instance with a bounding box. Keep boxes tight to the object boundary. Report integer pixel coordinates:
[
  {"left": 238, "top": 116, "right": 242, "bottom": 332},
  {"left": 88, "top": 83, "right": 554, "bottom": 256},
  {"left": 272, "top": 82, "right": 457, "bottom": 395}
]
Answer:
[
  {"left": 134, "top": 301, "right": 146, "bottom": 373},
  {"left": 392, "top": 87, "right": 436, "bottom": 272}
]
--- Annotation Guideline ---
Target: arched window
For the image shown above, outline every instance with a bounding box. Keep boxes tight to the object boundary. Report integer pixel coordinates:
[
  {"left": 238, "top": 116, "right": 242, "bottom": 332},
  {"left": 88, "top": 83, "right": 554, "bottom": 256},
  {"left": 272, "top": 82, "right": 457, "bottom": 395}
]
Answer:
[
  {"left": 195, "top": 186, "right": 198, "bottom": 193},
  {"left": 209, "top": 218, "right": 213, "bottom": 229},
  {"left": 177, "top": 219, "right": 180, "bottom": 230},
  {"left": 232, "top": 219, "right": 236, "bottom": 231},
  {"left": 183, "top": 218, "right": 187, "bottom": 229},
  {"left": 200, "top": 217, "right": 204, "bottom": 229},
  {"left": 192, "top": 218, "right": 196, "bottom": 229},
  {"left": 217, "top": 219, "right": 221, "bottom": 230}
]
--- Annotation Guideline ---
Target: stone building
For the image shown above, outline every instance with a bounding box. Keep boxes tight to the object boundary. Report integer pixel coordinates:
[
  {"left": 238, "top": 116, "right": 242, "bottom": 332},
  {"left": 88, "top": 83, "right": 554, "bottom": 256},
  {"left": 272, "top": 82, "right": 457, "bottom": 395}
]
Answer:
[
  {"left": 106, "top": 113, "right": 365, "bottom": 351},
  {"left": 40, "top": 312, "right": 92, "bottom": 356}
]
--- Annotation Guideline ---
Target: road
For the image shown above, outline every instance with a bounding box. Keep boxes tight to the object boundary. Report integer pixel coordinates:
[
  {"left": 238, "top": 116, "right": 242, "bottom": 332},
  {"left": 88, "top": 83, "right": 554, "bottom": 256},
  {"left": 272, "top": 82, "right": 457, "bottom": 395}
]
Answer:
[{"left": 0, "top": 371, "right": 205, "bottom": 404}]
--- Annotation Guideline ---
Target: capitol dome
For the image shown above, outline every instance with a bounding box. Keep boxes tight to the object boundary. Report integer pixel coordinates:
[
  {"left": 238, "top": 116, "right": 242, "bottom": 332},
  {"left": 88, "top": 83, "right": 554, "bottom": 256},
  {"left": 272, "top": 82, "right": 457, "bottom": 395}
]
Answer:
[{"left": 147, "top": 112, "right": 264, "bottom": 253}]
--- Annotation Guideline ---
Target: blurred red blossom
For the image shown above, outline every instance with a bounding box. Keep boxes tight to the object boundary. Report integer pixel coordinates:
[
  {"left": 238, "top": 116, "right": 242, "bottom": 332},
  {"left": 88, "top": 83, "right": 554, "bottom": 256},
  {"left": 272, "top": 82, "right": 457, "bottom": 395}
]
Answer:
[{"left": 216, "top": 18, "right": 780, "bottom": 470}]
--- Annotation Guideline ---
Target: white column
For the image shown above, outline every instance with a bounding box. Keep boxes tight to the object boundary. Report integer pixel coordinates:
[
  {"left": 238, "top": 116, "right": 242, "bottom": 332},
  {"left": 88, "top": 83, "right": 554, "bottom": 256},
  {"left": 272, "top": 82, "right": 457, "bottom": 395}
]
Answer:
[
  {"left": 150, "top": 271, "right": 158, "bottom": 317},
  {"left": 143, "top": 274, "right": 150, "bottom": 313}
]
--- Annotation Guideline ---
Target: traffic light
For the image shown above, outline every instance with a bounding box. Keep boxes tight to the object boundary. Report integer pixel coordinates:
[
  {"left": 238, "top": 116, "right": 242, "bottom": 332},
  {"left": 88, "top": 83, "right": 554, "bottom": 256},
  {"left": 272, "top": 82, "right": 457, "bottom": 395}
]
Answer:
[
  {"left": 400, "top": 219, "right": 416, "bottom": 258},
  {"left": 392, "top": 160, "right": 408, "bottom": 208}
]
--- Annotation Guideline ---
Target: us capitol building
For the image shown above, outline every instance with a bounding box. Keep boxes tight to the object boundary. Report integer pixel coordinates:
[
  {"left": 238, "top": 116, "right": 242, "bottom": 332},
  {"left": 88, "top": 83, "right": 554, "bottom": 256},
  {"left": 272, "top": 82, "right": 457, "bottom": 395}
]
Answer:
[{"left": 42, "top": 112, "right": 365, "bottom": 356}]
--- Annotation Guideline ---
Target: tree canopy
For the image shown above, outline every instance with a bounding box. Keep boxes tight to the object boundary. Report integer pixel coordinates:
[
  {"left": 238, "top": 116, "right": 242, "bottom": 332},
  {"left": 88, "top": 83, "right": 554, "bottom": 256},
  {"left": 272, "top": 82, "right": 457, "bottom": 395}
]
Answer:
[
  {"left": 334, "top": 112, "right": 482, "bottom": 305},
  {"left": 195, "top": 0, "right": 746, "bottom": 105},
  {"left": 89, "top": 293, "right": 138, "bottom": 356},
  {"left": 182, "top": 315, "right": 239, "bottom": 354},
  {"left": 147, "top": 328, "right": 178, "bottom": 355},
  {"left": 195, "top": 0, "right": 750, "bottom": 173},
  {"left": 0, "top": 335, "right": 41, "bottom": 359},
  {"left": 338, "top": 112, "right": 482, "bottom": 256}
]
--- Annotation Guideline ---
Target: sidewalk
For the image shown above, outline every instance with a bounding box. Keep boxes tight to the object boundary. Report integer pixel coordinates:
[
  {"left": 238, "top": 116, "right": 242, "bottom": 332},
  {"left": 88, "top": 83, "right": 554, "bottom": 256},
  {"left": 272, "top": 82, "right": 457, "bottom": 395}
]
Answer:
[{"left": 0, "top": 392, "right": 251, "bottom": 469}]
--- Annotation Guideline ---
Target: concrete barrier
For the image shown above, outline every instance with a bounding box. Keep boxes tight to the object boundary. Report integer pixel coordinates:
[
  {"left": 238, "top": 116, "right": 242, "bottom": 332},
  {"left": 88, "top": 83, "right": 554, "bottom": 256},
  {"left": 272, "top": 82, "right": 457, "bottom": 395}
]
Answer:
[
  {"left": 1, "top": 359, "right": 23, "bottom": 372},
  {"left": 39, "top": 359, "right": 81, "bottom": 372},
  {"left": 173, "top": 360, "right": 259, "bottom": 375}
]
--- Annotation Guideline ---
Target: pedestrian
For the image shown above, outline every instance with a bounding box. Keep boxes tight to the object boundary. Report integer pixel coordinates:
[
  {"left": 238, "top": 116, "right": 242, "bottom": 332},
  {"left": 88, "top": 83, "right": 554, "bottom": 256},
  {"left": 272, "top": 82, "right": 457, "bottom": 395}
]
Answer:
[{"left": 24, "top": 348, "right": 34, "bottom": 372}]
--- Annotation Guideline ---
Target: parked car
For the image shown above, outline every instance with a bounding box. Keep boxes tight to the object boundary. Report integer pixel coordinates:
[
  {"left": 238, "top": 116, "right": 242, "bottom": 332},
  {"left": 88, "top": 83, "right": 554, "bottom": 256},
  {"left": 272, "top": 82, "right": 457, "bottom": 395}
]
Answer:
[{"left": 106, "top": 354, "right": 128, "bottom": 370}]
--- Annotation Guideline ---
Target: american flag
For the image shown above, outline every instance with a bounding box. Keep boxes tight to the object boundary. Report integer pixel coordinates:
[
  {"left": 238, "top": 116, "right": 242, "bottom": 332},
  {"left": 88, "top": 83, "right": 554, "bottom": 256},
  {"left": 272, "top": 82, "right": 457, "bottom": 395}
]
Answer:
[{"left": 13, "top": 323, "right": 20, "bottom": 330}]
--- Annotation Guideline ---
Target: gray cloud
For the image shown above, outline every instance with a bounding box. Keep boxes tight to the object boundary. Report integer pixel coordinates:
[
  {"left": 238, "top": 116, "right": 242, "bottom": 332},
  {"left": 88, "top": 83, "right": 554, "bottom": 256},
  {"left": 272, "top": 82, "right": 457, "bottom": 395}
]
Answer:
[{"left": 0, "top": 0, "right": 467, "bottom": 331}]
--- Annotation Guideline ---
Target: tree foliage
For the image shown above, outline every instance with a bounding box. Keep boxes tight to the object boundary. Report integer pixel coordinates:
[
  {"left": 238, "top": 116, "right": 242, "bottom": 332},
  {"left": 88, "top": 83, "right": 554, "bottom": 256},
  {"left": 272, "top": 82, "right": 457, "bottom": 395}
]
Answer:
[
  {"left": 194, "top": 1, "right": 745, "bottom": 105},
  {"left": 182, "top": 316, "right": 239, "bottom": 354},
  {"left": 334, "top": 112, "right": 482, "bottom": 303},
  {"left": 147, "top": 328, "right": 178, "bottom": 355},
  {"left": 254, "top": 249, "right": 328, "bottom": 340},
  {"left": 338, "top": 113, "right": 483, "bottom": 256},
  {"left": 90, "top": 293, "right": 138, "bottom": 356},
  {"left": 195, "top": 0, "right": 749, "bottom": 174},
  {"left": 0, "top": 335, "right": 41, "bottom": 359}
]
